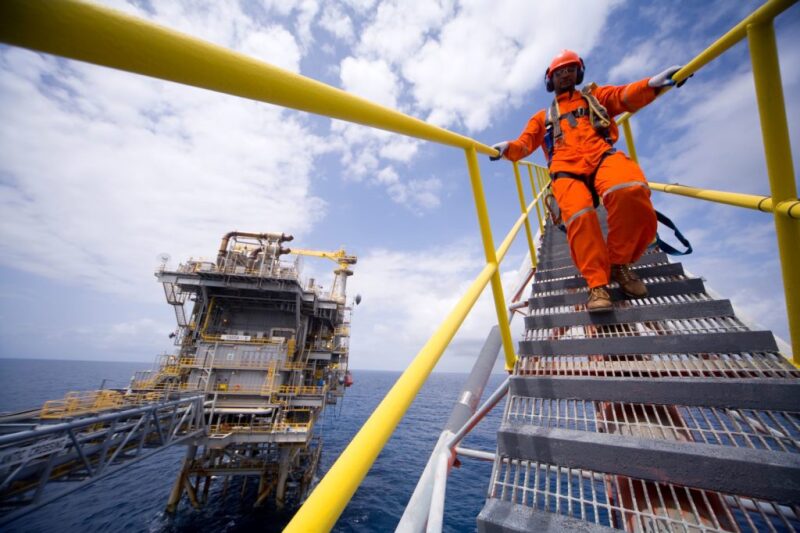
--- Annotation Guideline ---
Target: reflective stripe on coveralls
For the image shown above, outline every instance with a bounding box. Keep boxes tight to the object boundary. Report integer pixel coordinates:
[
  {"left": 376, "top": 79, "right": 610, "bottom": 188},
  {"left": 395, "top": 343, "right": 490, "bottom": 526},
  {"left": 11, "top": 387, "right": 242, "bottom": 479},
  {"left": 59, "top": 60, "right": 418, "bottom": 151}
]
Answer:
[
  {"left": 552, "top": 153, "right": 657, "bottom": 288},
  {"left": 565, "top": 206, "right": 595, "bottom": 227},
  {"left": 602, "top": 180, "right": 649, "bottom": 199}
]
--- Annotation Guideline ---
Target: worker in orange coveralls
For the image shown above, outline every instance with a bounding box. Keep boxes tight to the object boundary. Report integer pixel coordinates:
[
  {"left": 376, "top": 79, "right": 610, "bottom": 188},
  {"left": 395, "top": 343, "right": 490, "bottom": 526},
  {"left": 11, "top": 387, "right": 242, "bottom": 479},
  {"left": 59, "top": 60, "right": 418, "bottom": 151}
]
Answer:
[{"left": 490, "top": 50, "right": 688, "bottom": 312}]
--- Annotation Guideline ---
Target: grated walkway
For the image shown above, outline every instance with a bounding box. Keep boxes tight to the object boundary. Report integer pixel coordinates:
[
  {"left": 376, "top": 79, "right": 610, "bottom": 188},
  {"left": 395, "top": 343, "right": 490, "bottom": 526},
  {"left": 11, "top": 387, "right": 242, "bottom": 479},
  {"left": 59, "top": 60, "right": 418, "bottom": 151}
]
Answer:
[{"left": 478, "top": 211, "right": 800, "bottom": 532}]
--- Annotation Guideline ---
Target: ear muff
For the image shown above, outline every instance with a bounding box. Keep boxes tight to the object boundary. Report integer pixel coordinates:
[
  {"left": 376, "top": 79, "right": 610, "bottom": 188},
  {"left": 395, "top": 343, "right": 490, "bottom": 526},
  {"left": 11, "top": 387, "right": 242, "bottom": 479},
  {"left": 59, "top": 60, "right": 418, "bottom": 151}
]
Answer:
[
  {"left": 544, "top": 58, "right": 585, "bottom": 92},
  {"left": 576, "top": 58, "right": 585, "bottom": 85}
]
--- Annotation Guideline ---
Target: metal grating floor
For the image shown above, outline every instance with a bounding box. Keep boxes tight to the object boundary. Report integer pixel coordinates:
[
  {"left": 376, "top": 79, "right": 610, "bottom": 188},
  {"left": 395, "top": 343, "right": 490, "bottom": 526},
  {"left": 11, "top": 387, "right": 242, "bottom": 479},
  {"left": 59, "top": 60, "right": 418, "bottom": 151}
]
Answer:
[
  {"left": 525, "top": 316, "right": 750, "bottom": 341},
  {"left": 516, "top": 353, "right": 799, "bottom": 379},
  {"left": 505, "top": 396, "right": 800, "bottom": 454},
  {"left": 489, "top": 457, "right": 800, "bottom": 532},
  {"left": 528, "top": 293, "right": 717, "bottom": 316},
  {"left": 480, "top": 213, "right": 800, "bottom": 533}
]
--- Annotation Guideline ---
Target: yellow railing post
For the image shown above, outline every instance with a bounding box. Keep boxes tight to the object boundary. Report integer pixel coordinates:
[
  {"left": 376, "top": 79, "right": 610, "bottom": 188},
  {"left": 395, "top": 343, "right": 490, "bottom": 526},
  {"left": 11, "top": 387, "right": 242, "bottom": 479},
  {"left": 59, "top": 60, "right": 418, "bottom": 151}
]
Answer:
[
  {"left": 465, "top": 147, "right": 517, "bottom": 371},
  {"left": 527, "top": 165, "right": 545, "bottom": 234},
  {"left": 748, "top": 20, "right": 800, "bottom": 363},
  {"left": 620, "top": 119, "right": 639, "bottom": 164},
  {"left": 513, "top": 162, "right": 537, "bottom": 268},
  {"left": 537, "top": 166, "right": 550, "bottom": 226}
]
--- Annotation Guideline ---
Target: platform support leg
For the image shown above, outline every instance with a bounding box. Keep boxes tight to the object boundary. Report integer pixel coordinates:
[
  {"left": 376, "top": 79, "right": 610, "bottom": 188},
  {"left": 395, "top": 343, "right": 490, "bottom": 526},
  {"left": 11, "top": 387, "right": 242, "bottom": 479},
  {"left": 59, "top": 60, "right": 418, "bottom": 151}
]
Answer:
[{"left": 165, "top": 444, "right": 197, "bottom": 514}]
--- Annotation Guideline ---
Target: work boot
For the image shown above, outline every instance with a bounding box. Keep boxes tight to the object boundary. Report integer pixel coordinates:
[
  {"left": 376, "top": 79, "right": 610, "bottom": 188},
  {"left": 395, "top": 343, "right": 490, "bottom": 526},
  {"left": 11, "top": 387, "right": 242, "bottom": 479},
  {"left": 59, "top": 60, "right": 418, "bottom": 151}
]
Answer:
[
  {"left": 586, "top": 286, "right": 613, "bottom": 312},
  {"left": 611, "top": 263, "right": 648, "bottom": 298}
]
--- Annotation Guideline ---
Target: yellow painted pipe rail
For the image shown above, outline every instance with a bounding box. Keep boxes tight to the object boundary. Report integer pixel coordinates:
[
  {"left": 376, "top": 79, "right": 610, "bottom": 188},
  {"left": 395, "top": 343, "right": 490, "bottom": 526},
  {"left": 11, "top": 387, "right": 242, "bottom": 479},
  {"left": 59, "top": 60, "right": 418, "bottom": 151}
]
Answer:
[
  {"left": 748, "top": 18, "right": 800, "bottom": 364},
  {"left": 0, "top": 0, "right": 496, "bottom": 156},
  {"left": 464, "top": 147, "right": 517, "bottom": 371},
  {"left": 649, "top": 183, "right": 800, "bottom": 219},
  {"left": 617, "top": 0, "right": 799, "bottom": 362},
  {"left": 616, "top": 0, "right": 796, "bottom": 124},
  {"left": 285, "top": 196, "right": 538, "bottom": 532}
]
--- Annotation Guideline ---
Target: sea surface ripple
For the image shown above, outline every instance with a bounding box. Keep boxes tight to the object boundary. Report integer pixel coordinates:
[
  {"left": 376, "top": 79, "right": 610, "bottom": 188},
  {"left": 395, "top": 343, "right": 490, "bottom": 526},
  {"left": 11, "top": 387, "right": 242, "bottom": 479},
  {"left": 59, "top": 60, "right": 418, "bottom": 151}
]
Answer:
[{"left": 0, "top": 359, "right": 505, "bottom": 532}]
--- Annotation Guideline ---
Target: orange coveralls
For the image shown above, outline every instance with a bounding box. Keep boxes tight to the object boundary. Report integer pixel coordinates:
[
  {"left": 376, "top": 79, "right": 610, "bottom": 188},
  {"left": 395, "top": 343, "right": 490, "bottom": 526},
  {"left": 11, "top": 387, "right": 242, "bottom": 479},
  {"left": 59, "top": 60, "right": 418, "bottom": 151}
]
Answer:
[{"left": 505, "top": 78, "right": 658, "bottom": 288}]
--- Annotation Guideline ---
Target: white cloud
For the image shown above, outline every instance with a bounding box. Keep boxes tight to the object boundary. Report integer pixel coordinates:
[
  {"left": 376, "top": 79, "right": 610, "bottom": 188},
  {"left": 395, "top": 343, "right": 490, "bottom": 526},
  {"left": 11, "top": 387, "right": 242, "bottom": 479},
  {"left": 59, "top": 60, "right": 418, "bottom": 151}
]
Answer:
[
  {"left": 0, "top": 1, "right": 327, "bottom": 299},
  {"left": 378, "top": 138, "right": 420, "bottom": 162},
  {"left": 353, "top": 0, "right": 621, "bottom": 132},
  {"left": 319, "top": 4, "right": 355, "bottom": 43},
  {"left": 241, "top": 26, "right": 303, "bottom": 72},
  {"left": 244, "top": 0, "right": 321, "bottom": 49},
  {"left": 340, "top": 57, "right": 400, "bottom": 109},
  {"left": 341, "top": 0, "right": 378, "bottom": 15},
  {"left": 608, "top": 43, "right": 658, "bottom": 82},
  {"left": 378, "top": 168, "right": 442, "bottom": 212},
  {"left": 357, "top": 0, "right": 455, "bottom": 65},
  {"left": 348, "top": 242, "right": 526, "bottom": 371}
]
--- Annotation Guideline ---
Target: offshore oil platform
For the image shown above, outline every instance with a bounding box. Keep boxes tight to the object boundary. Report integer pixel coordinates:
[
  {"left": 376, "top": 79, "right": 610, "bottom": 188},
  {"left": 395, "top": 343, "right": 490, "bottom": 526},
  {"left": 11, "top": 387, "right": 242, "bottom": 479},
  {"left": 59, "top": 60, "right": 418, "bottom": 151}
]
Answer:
[
  {"left": 1, "top": 0, "right": 799, "bottom": 531},
  {"left": 0, "top": 231, "right": 357, "bottom": 523}
]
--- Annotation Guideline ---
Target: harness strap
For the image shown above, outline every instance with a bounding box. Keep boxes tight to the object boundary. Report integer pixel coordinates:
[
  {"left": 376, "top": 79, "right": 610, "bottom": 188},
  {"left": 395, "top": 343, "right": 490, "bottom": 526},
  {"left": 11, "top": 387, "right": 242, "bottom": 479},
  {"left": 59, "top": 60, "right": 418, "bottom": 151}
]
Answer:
[
  {"left": 549, "top": 149, "right": 616, "bottom": 208},
  {"left": 565, "top": 206, "right": 595, "bottom": 227},
  {"left": 548, "top": 99, "right": 562, "bottom": 144},
  {"left": 653, "top": 210, "right": 693, "bottom": 255}
]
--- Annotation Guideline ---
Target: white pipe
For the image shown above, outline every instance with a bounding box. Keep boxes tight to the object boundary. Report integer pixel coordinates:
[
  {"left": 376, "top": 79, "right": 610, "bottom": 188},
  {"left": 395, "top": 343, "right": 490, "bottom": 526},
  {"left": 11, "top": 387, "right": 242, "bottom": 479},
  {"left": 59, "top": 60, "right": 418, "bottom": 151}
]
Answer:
[
  {"left": 426, "top": 451, "right": 450, "bottom": 533},
  {"left": 396, "top": 431, "right": 454, "bottom": 533},
  {"left": 454, "top": 447, "right": 495, "bottom": 462},
  {"left": 447, "top": 378, "right": 509, "bottom": 449}
]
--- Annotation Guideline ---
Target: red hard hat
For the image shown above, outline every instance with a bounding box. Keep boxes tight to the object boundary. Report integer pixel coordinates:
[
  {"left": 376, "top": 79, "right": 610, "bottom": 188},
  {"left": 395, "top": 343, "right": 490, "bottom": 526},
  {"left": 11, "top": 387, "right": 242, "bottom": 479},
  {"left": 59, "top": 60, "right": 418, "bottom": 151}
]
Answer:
[{"left": 546, "top": 49, "right": 583, "bottom": 79}]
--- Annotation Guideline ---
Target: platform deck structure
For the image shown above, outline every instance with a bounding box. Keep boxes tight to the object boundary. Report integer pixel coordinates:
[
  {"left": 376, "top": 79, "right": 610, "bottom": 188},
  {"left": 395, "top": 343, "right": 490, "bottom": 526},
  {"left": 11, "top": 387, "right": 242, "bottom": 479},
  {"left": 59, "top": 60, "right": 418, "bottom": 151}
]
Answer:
[{"left": 135, "top": 233, "right": 355, "bottom": 512}]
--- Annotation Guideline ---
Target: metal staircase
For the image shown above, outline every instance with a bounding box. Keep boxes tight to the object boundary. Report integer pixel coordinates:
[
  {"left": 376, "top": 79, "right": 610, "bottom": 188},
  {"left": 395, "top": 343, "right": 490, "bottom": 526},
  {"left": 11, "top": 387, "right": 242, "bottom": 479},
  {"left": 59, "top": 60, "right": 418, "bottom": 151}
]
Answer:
[
  {"left": 163, "top": 281, "right": 188, "bottom": 327},
  {"left": 478, "top": 210, "right": 800, "bottom": 532}
]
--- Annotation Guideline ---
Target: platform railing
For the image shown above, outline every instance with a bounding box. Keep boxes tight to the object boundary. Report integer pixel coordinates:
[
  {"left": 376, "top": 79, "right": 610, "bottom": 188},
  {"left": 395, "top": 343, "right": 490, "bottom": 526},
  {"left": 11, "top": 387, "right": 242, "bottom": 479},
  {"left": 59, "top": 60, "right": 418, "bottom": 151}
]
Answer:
[
  {"left": 616, "top": 0, "right": 799, "bottom": 364},
  {"left": 0, "top": 0, "right": 796, "bottom": 530}
]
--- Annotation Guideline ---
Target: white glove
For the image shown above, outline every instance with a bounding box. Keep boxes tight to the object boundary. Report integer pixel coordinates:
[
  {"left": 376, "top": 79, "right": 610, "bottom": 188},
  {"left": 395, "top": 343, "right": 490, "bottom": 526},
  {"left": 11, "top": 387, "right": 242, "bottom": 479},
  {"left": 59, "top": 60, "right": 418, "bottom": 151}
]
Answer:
[
  {"left": 490, "top": 141, "right": 509, "bottom": 161},
  {"left": 648, "top": 65, "right": 684, "bottom": 88}
]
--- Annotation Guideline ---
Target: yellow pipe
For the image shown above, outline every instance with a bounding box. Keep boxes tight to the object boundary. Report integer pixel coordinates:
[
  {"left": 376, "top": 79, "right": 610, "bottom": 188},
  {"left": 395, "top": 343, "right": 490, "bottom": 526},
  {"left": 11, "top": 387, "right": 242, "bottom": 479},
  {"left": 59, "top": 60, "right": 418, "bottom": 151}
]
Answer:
[
  {"left": 286, "top": 195, "right": 535, "bottom": 530},
  {"left": 537, "top": 166, "right": 551, "bottom": 229},
  {"left": 513, "top": 162, "right": 538, "bottom": 268},
  {"left": 649, "top": 183, "right": 800, "bottom": 219},
  {"left": 285, "top": 264, "right": 495, "bottom": 531},
  {"left": 527, "top": 165, "right": 545, "bottom": 236},
  {"left": 464, "top": 147, "right": 518, "bottom": 371},
  {"left": 199, "top": 297, "right": 216, "bottom": 339},
  {"left": 617, "top": 0, "right": 796, "bottom": 124},
  {"left": 748, "top": 20, "right": 800, "bottom": 364},
  {"left": 621, "top": 119, "right": 639, "bottom": 164},
  {"left": 0, "top": 0, "right": 497, "bottom": 156}
]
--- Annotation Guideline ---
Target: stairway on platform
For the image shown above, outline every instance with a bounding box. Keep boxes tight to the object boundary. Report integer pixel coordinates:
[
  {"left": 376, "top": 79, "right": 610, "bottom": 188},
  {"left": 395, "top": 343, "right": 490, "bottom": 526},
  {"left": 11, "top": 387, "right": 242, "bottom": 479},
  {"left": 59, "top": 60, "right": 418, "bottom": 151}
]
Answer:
[{"left": 478, "top": 209, "right": 800, "bottom": 533}]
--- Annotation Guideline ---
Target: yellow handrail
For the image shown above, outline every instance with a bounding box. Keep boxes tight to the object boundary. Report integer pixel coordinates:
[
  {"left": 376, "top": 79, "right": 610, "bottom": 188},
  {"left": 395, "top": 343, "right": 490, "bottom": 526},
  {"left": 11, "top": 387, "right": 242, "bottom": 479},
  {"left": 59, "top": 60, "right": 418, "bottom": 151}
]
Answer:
[
  {"left": 617, "top": 0, "right": 799, "bottom": 363},
  {"left": 616, "top": 0, "right": 796, "bottom": 125},
  {"left": 0, "top": 0, "right": 495, "bottom": 155},
  {"left": 3, "top": 0, "right": 796, "bottom": 529},
  {"left": 648, "top": 182, "right": 800, "bottom": 219}
]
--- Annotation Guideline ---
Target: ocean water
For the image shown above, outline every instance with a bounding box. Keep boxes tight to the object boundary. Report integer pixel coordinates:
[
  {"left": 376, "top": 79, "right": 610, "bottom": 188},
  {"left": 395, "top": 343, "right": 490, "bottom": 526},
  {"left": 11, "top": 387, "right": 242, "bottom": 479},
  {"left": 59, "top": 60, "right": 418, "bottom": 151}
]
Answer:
[{"left": 0, "top": 359, "right": 505, "bottom": 532}]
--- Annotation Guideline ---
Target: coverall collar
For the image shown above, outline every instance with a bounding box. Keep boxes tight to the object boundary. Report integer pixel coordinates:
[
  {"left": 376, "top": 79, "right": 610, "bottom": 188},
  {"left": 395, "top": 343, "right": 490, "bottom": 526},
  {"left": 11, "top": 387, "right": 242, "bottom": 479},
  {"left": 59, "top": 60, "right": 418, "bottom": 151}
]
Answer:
[{"left": 555, "top": 87, "right": 578, "bottom": 100}]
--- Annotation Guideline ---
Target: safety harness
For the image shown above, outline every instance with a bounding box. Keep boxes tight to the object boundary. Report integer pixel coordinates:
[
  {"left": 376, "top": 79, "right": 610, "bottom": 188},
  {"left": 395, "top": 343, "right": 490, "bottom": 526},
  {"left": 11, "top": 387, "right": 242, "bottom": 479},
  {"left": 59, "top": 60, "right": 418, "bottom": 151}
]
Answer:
[
  {"left": 541, "top": 83, "right": 692, "bottom": 256},
  {"left": 544, "top": 83, "right": 617, "bottom": 208}
]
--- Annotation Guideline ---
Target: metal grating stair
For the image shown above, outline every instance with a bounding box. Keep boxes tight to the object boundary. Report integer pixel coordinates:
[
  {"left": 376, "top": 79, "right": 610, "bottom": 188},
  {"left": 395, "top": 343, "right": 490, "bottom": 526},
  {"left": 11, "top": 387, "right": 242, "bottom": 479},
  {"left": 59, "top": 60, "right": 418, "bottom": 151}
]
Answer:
[{"left": 479, "top": 210, "right": 800, "bottom": 532}]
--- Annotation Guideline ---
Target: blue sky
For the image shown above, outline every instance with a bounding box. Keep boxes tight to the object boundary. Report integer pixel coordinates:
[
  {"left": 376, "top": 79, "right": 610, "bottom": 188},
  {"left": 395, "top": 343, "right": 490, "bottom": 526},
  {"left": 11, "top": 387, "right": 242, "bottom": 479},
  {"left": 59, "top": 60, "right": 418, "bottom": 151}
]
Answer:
[{"left": 1, "top": 0, "right": 798, "bottom": 374}]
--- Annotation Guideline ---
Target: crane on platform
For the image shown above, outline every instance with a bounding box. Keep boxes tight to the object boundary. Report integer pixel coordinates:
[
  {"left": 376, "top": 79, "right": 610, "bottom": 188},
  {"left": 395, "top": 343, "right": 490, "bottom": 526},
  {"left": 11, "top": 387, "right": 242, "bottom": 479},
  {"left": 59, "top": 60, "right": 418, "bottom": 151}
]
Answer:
[{"left": 287, "top": 247, "right": 357, "bottom": 302}]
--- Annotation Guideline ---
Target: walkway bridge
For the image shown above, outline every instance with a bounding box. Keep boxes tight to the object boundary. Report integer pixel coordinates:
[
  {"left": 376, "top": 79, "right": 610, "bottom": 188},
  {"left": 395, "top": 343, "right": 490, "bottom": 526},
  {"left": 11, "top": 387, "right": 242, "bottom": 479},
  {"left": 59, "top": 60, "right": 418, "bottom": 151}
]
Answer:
[
  {"left": 0, "top": 394, "right": 206, "bottom": 526},
  {"left": 0, "top": 0, "right": 798, "bottom": 531}
]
